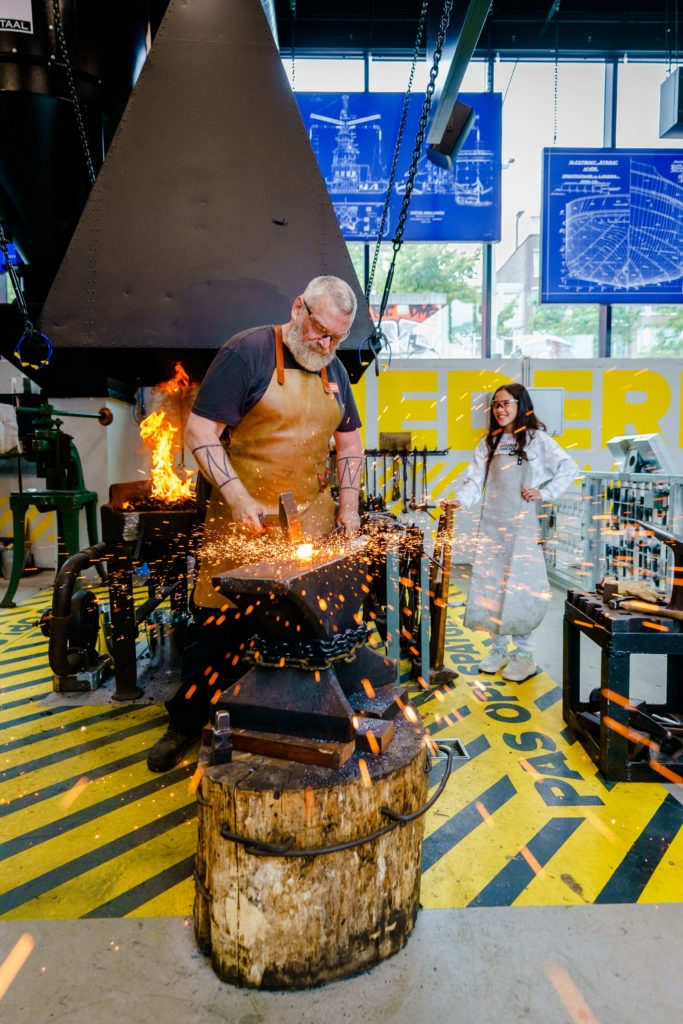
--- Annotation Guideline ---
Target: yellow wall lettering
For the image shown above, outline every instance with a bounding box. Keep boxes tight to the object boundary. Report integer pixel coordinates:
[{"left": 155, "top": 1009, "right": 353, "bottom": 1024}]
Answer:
[
  {"left": 533, "top": 369, "right": 592, "bottom": 450},
  {"left": 377, "top": 370, "right": 438, "bottom": 448},
  {"left": 601, "top": 369, "right": 671, "bottom": 447},
  {"left": 447, "top": 370, "right": 512, "bottom": 451}
]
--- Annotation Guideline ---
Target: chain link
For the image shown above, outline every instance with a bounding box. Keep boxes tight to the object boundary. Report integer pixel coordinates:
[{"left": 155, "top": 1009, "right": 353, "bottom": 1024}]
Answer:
[
  {"left": 553, "top": 2, "right": 560, "bottom": 145},
  {"left": 365, "top": 0, "right": 429, "bottom": 301},
  {"left": 390, "top": 0, "right": 454, "bottom": 258},
  {"left": 290, "top": 0, "right": 296, "bottom": 91},
  {"left": 243, "top": 622, "right": 370, "bottom": 671},
  {"left": 361, "top": 0, "right": 454, "bottom": 373},
  {"left": 51, "top": 0, "right": 96, "bottom": 185}
]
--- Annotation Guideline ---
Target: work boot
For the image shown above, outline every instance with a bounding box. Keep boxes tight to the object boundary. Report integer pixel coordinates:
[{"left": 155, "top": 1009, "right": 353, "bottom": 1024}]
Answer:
[
  {"left": 147, "top": 728, "right": 198, "bottom": 772},
  {"left": 501, "top": 653, "right": 537, "bottom": 682},
  {"left": 478, "top": 648, "right": 510, "bottom": 674}
]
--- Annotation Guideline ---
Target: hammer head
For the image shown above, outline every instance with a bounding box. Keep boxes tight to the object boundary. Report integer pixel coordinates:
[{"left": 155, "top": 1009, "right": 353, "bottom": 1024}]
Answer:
[{"left": 279, "top": 492, "right": 302, "bottom": 544}]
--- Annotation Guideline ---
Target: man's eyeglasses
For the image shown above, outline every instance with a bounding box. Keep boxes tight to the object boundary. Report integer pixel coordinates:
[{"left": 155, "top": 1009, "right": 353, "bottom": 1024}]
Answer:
[
  {"left": 303, "top": 300, "right": 350, "bottom": 344},
  {"left": 491, "top": 399, "right": 519, "bottom": 411}
]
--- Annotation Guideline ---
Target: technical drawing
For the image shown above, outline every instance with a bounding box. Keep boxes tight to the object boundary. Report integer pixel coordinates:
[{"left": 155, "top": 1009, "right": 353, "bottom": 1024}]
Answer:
[
  {"left": 542, "top": 148, "right": 683, "bottom": 304},
  {"left": 296, "top": 91, "right": 502, "bottom": 243},
  {"left": 309, "top": 95, "right": 388, "bottom": 197},
  {"left": 396, "top": 116, "right": 494, "bottom": 207},
  {"left": 565, "top": 162, "right": 683, "bottom": 288},
  {"left": 333, "top": 201, "right": 386, "bottom": 237}
]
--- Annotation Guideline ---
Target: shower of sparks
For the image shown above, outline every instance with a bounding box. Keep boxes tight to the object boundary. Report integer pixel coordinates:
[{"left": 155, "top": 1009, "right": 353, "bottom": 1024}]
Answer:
[
  {"left": 60, "top": 776, "right": 89, "bottom": 809},
  {"left": 544, "top": 962, "right": 601, "bottom": 1024},
  {"left": 0, "top": 933, "right": 35, "bottom": 1001}
]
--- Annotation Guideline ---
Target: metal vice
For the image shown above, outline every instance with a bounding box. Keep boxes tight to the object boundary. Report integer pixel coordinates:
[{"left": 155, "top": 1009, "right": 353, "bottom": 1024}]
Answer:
[{"left": 1, "top": 403, "right": 111, "bottom": 608}]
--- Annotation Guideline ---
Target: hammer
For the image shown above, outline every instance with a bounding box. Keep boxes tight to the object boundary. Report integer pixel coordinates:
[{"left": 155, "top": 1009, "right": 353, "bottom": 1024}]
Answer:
[{"left": 278, "top": 491, "right": 302, "bottom": 544}]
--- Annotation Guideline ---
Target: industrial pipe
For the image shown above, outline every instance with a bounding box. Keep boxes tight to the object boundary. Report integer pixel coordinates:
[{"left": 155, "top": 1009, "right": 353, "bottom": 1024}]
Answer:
[
  {"left": 134, "top": 582, "right": 180, "bottom": 626},
  {"left": 49, "top": 542, "right": 106, "bottom": 677}
]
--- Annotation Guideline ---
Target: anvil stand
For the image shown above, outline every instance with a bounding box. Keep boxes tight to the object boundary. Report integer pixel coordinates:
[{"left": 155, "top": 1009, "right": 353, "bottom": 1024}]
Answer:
[{"left": 212, "top": 546, "right": 406, "bottom": 768}]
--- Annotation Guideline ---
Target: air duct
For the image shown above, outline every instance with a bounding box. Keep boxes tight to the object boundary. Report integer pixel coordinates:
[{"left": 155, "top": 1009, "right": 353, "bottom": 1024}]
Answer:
[{"left": 27, "top": 0, "right": 371, "bottom": 394}]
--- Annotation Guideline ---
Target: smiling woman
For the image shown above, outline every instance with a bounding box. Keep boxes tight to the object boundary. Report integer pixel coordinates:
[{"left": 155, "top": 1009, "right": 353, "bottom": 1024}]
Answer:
[{"left": 448, "top": 382, "right": 578, "bottom": 682}]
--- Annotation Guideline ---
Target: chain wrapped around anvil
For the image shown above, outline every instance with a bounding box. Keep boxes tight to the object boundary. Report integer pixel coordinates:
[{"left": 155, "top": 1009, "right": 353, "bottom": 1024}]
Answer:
[{"left": 243, "top": 622, "right": 370, "bottom": 671}]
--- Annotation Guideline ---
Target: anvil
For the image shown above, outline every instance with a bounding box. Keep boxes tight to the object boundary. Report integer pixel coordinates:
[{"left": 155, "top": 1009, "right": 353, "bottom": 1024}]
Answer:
[{"left": 212, "top": 545, "right": 401, "bottom": 761}]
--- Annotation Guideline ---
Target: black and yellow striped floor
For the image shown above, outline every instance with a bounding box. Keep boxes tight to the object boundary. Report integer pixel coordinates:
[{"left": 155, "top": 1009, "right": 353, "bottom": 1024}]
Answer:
[{"left": 1, "top": 586, "right": 681, "bottom": 921}]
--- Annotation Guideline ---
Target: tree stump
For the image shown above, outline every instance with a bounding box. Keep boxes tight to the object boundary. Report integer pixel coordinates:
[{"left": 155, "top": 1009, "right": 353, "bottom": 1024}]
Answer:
[{"left": 194, "top": 714, "right": 428, "bottom": 989}]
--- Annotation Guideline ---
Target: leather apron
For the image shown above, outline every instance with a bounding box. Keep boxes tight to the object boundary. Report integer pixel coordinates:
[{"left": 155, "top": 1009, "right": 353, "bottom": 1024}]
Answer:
[
  {"left": 193, "top": 325, "right": 343, "bottom": 608},
  {"left": 464, "top": 450, "right": 551, "bottom": 636}
]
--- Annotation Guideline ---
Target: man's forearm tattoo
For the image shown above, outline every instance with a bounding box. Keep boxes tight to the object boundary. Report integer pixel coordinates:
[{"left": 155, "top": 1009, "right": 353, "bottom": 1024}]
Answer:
[
  {"left": 192, "top": 444, "right": 239, "bottom": 489},
  {"left": 337, "top": 454, "right": 363, "bottom": 492}
]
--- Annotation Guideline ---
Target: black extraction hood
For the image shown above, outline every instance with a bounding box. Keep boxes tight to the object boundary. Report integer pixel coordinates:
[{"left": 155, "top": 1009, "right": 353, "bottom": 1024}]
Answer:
[{"left": 28, "top": 0, "right": 373, "bottom": 393}]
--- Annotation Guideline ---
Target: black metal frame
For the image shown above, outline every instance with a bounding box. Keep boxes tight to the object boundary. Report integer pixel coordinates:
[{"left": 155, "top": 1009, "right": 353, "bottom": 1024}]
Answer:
[{"left": 563, "top": 595, "right": 683, "bottom": 782}]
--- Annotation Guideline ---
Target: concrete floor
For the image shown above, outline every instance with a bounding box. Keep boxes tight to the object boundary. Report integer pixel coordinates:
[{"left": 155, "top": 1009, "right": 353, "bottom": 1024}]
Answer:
[
  {"left": 0, "top": 569, "right": 55, "bottom": 605},
  {"left": 2, "top": 568, "right": 680, "bottom": 1021},
  {"left": 1, "top": 905, "right": 679, "bottom": 1023}
]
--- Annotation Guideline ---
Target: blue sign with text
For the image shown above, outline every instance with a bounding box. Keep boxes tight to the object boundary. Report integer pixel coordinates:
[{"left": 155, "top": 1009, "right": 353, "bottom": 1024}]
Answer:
[
  {"left": 295, "top": 92, "right": 502, "bottom": 243},
  {"left": 542, "top": 148, "right": 683, "bottom": 304}
]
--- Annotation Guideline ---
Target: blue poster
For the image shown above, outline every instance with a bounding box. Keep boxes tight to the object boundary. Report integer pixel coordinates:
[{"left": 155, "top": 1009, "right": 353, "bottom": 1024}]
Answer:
[
  {"left": 542, "top": 148, "right": 683, "bottom": 304},
  {"left": 295, "top": 92, "right": 501, "bottom": 243}
]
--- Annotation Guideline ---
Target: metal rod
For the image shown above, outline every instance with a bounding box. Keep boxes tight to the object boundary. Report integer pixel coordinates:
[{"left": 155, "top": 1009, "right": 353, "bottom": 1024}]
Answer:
[
  {"left": 217, "top": 744, "right": 454, "bottom": 857},
  {"left": 386, "top": 536, "right": 401, "bottom": 660},
  {"left": 420, "top": 550, "right": 430, "bottom": 684},
  {"left": 598, "top": 59, "right": 618, "bottom": 360}
]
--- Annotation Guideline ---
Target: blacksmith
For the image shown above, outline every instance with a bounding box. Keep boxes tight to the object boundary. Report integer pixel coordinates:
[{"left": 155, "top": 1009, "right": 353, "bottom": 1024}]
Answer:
[{"left": 147, "top": 276, "right": 363, "bottom": 771}]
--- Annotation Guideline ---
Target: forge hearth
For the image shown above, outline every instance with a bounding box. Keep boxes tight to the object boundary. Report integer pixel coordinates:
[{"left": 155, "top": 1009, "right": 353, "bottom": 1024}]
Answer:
[
  {"left": 212, "top": 544, "right": 403, "bottom": 766},
  {"left": 101, "top": 479, "right": 198, "bottom": 699}
]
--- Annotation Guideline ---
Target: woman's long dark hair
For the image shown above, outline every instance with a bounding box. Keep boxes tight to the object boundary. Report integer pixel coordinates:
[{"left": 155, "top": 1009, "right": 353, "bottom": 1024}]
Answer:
[{"left": 485, "top": 383, "right": 546, "bottom": 461}]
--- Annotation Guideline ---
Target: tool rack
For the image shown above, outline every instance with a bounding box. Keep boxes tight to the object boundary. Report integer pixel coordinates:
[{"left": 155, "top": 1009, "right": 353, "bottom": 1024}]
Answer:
[{"left": 541, "top": 472, "right": 683, "bottom": 594}]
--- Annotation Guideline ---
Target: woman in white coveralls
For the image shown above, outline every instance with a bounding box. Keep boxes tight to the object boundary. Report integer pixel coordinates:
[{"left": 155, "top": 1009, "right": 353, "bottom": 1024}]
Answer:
[{"left": 450, "top": 383, "right": 578, "bottom": 682}]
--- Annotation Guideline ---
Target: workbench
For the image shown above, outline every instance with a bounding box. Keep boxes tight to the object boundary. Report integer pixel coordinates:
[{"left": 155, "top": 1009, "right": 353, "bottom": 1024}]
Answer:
[{"left": 563, "top": 588, "right": 683, "bottom": 781}]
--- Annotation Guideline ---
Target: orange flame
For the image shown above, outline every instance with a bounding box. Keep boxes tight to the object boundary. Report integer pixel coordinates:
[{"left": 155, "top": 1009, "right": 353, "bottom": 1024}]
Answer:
[
  {"left": 155, "top": 362, "right": 191, "bottom": 396},
  {"left": 140, "top": 363, "right": 197, "bottom": 502},
  {"left": 140, "top": 410, "right": 194, "bottom": 502}
]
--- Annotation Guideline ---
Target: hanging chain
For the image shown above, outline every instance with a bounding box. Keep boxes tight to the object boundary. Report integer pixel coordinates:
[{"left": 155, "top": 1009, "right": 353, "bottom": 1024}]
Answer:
[
  {"left": 290, "top": 0, "right": 297, "bottom": 90},
  {"left": 553, "top": 1, "right": 560, "bottom": 145},
  {"left": 370, "top": 0, "right": 454, "bottom": 348},
  {"left": 51, "top": 0, "right": 96, "bottom": 185},
  {"left": 365, "top": 0, "right": 429, "bottom": 301}
]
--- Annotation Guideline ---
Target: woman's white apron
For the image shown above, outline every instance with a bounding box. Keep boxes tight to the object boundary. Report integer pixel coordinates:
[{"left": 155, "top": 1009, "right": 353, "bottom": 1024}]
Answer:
[{"left": 464, "top": 450, "right": 551, "bottom": 635}]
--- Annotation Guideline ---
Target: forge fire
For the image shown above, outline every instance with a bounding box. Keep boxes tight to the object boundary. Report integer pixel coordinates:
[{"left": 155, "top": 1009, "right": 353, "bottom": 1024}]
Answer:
[{"left": 138, "top": 362, "right": 198, "bottom": 504}]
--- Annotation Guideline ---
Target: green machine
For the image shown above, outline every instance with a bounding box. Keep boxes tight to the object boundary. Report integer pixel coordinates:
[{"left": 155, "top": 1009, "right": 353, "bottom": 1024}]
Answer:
[{"left": 1, "top": 403, "right": 111, "bottom": 607}]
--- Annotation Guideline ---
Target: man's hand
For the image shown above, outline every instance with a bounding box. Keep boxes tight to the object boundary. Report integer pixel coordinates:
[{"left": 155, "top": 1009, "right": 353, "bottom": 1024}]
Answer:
[
  {"left": 337, "top": 507, "right": 361, "bottom": 537},
  {"left": 521, "top": 487, "right": 542, "bottom": 502},
  {"left": 222, "top": 479, "right": 267, "bottom": 534},
  {"left": 440, "top": 498, "right": 462, "bottom": 510}
]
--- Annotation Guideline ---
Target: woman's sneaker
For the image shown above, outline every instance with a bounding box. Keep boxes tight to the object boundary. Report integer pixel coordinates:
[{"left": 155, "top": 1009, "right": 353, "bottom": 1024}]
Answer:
[
  {"left": 501, "top": 653, "right": 537, "bottom": 682},
  {"left": 479, "top": 649, "right": 510, "bottom": 673}
]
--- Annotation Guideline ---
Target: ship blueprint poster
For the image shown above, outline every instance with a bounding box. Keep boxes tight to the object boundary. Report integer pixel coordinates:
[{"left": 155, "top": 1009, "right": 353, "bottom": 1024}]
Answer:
[
  {"left": 542, "top": 148, "right": 683, "bottom": 304},
  {"left": 295, "top": 92, "right": 501, "bottom": 243}
]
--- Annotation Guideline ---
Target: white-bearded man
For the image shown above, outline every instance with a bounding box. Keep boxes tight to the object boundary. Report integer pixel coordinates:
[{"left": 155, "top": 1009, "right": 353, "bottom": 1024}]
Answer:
[{"left": 147, "top": 276, "right": 363, "bottom": 771}]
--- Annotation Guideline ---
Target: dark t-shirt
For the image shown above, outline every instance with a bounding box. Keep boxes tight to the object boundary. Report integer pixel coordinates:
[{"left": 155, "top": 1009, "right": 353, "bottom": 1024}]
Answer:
[{"left": 192, "top": 325, "right": 362, "bottom": 432}]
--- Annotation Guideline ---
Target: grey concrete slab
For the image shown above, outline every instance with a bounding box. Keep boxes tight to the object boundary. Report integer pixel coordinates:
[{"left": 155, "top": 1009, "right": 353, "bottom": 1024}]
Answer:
[{"left": 0, "top": 905, "right": 680, "bottom": 1023}]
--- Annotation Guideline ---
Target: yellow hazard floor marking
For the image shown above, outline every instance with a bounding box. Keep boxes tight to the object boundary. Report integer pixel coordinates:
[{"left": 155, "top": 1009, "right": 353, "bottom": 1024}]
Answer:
[
  {"left": 129, "top": 876, "right": 195, "bottom": 918},
  {"left": 417, "top": 588, "right": 682, "bottom": 908},
  {"left": 0, "top": 583, "right": 681, "bottom": 919},
  {"left": 637, "top": 825, "right": 683, "bottom": 904}
]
